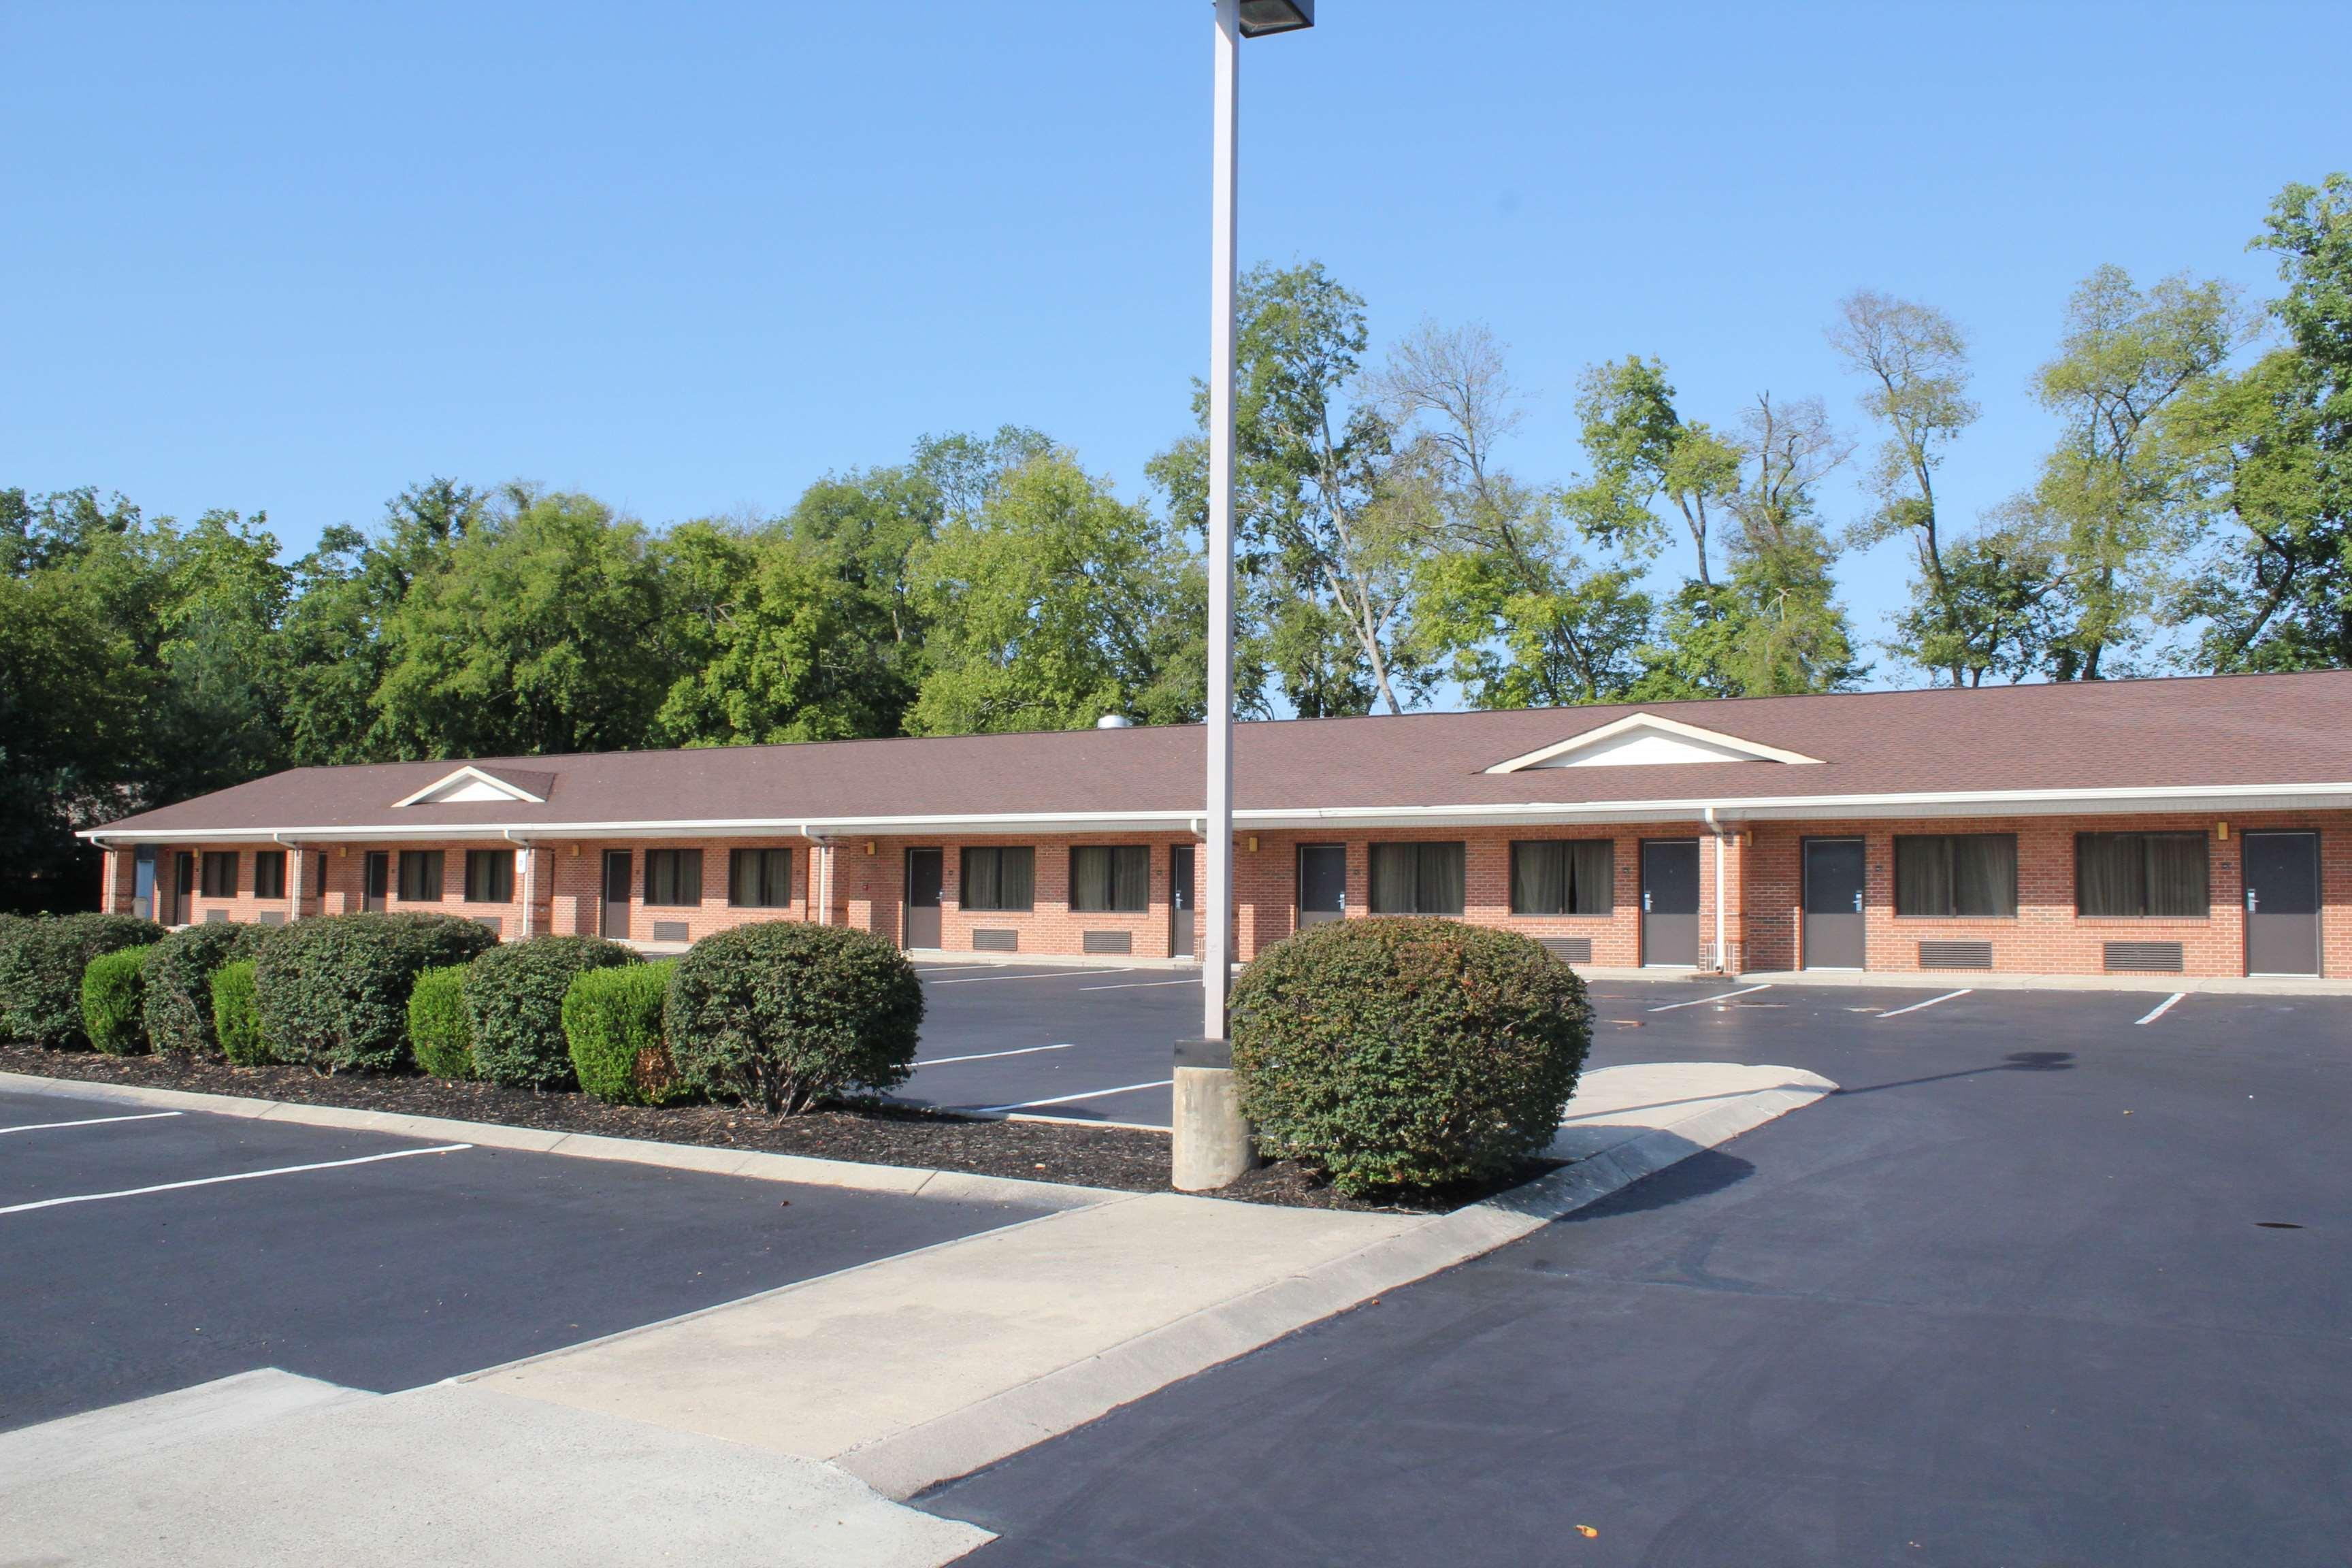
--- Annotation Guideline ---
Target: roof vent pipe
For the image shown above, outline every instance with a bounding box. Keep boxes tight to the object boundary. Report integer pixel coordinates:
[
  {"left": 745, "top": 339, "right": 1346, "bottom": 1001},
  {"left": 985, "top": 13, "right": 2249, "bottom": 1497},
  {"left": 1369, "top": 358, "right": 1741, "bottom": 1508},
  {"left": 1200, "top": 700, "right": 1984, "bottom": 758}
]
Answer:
[{"left": 1096, "top": 714, "right": 1134, "bottom": 729}]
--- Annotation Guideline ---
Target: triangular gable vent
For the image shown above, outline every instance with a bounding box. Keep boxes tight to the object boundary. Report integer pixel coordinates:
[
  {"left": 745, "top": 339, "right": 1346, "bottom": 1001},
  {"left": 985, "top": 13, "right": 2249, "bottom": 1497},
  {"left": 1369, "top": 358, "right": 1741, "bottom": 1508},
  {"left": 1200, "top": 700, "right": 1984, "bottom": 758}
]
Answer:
[
  {"left": 392, "top": 766, "right": 552, "bottom": 808},
  {"left": 1484, "top": 713, "right": 1824, "bottom": 773}
]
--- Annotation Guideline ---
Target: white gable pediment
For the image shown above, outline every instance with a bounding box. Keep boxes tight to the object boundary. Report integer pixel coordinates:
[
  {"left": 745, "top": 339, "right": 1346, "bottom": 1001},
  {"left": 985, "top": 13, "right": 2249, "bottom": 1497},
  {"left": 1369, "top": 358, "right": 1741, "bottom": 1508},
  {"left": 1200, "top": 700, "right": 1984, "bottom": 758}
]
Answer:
[
  {"left": 392, "top": 766, "right": 550, "bottom": 808},
  {"left": 1484, "top": 713, "right": 1823, "bottom": 773}
]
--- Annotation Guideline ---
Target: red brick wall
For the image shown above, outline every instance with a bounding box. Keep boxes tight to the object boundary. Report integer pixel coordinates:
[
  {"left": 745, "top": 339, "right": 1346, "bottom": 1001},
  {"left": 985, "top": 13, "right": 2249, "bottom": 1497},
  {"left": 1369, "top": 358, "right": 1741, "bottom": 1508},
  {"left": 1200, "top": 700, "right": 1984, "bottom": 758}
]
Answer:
[{"left": 1741, "top": 811, "right": 2352, "bottom": 979}]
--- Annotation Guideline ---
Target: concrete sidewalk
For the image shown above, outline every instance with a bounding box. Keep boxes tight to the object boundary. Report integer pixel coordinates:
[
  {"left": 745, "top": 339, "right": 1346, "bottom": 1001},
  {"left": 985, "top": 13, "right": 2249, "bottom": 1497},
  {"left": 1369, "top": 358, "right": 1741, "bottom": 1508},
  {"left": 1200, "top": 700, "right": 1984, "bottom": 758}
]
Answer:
[{"left": 0, "top": 1060, "right": 1833, "bottom": 1562}]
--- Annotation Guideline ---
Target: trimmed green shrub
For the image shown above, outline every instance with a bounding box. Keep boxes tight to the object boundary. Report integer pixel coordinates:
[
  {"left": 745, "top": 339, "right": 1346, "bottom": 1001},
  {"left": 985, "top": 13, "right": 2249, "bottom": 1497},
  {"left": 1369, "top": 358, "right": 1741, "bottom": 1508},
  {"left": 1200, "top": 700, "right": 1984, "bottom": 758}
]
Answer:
[
  {"left": 666, "top": 924, "right": 922, "bottom": 1113},
  {"left": 1230, "top": 917, "right": 1592, "bottom": 1196},
  {"left": 212, "top": 960, "right": 270, "bottom": 1065},
  {"left": 408, "top": 964, "right": 476, "bottom": 1079},
  {"left": 0, "top": 913, "right": 167, "bottom": 1049},
  {"left": 142, "top": 922, "right": 263, "bottom": 1057},
  {"left": 81, "top": 944, "right": 155, "bottom": 1056},
  {"left": 251, "top": 912, "right": 500, "bottom": 1073},
  {"left": 464, "top": 935, "right": 636, "bottom": 1089},
  {"left": 565, "top": 960, "right": 689, "bottom": 1105}
]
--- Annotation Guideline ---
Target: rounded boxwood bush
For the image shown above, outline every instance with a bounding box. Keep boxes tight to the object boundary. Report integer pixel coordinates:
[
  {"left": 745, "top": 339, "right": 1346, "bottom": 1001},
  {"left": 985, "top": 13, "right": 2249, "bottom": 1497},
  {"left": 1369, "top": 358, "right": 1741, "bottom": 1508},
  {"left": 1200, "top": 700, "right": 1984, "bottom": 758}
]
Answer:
[
  {"left": 1229, "top": 917, "right": 1592, "bottom": 1196},
  {"left": 142, "top": 922, "right": 263, "bottom": 1058},
  {"left": 464, "top": 935, "right": 636, "bottom": 1089},
  {"left": 80, "top": 944, "right": 155, "bottom": 1056},
  {"left": 251, "top": 912, "right": 500, "bottom": 1073},
  {"left": 211, "top": 959, "right": 270, "bottom": 1065},
  {"left": 564, "top": 960, "right": 690, "bottom": 1105},
  {"left": 408, "top": 963, "right": 476, "bottom": 1079},
  {"left": 0, "top": 913, "right": 167, "bottom": 1049},
  {"left": 666, "top": 924, "right": 923, "bottom": 1114}
]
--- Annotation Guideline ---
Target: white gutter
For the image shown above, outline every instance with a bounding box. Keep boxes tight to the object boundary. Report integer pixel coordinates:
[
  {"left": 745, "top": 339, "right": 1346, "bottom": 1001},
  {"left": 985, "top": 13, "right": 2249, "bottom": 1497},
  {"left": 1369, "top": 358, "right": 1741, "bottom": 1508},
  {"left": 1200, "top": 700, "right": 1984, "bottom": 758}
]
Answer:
[{"left": 72, "top": 780, "right": 2352, "bottom": 846}]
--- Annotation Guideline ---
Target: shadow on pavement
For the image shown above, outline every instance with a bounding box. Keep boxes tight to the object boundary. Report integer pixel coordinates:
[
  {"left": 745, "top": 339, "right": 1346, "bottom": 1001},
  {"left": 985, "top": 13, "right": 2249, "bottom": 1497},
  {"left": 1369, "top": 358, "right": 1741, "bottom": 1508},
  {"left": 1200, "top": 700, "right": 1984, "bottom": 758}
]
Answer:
[
  {"left": 1836, "top": 1049, "right": 2076, "bottom": 1098},
  {"left": 1557, "top": 1147, "right": 1757, "bottom": 1221}
]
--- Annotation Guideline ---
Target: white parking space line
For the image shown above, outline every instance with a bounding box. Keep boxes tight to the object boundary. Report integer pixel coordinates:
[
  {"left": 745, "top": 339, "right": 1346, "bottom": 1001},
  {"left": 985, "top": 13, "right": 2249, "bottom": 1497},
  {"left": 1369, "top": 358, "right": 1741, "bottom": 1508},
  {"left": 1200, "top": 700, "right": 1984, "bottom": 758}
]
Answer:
[
  {"left": 925, "top": 969, "right": 1136, "bottom": 986},
  {"left": 977, "top": 1079, "right": 1173, "bottom": 1113},
  {"left": 1079, "top": 978, "right": 1200, "bottom": 992},
  {"left": 0, "top": 1143, "right": 472, "bottom": 1217},
  {"left": 916, "top": 1043, "right": 1077, "bottom": 1068},
  {"left": 2136, "top": 991, "right": 2189, "bottom": 1026},
  {"left": 1880, "top": 989, "right": 1972, "bottom": 1018},
  {"left": 1647, "top": 984, "right": 1773, "bottom": 1013},
  {"left": 0, "top": 1111, "right": 183, "bottom": 1137}
]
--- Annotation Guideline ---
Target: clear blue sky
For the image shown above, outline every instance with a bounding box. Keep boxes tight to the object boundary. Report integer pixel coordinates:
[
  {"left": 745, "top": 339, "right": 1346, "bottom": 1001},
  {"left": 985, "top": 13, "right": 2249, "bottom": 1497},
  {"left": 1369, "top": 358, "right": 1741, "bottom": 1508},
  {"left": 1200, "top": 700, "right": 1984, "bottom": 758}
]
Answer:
[{"left": 5, "top": 1, "right": 2346, "bottom": 676}]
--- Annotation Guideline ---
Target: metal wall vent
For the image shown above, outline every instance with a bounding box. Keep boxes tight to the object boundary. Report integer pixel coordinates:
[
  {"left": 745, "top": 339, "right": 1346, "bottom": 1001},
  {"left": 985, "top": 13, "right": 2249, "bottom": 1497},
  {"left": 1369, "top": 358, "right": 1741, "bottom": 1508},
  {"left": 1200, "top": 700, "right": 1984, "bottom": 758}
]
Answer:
[
  {"left": 1918, "top": 940, "right": 1993, "bottom": 970},
  {"left": 1541, "top": 936, "right": 1594, "bottom": 964},
  {"left": 649, "top": 919, "right": 686, "bottom": 943},
  {"left": 2104, "top": 941, "right": 2184, "bottom": 973},
  {"left": 1082, "top": 930, "right": 1133, "bottom": 955},
  {"left": 973, "top": 928, "right": 1019, "bottom": 952}
]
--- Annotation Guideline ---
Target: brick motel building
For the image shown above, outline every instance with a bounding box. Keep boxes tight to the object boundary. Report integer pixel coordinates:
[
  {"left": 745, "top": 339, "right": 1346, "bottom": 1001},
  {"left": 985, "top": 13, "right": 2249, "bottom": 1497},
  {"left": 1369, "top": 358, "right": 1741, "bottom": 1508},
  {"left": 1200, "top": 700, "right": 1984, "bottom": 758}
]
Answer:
[{"left": 79, "top": 670, "right": 2352, "bottom": 983}]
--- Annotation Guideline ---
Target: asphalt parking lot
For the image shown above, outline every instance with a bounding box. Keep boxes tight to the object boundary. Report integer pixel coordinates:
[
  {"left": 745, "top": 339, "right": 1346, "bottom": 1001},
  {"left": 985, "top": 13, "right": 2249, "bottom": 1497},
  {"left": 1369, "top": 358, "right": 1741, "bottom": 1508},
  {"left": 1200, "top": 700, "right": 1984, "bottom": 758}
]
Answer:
[
  {"left": 0, "top": 1089, "right": 1051, "bottom": 1432},
  {"left": 900, "top": 960, "right": 1196, "bottom": 1127},
  {"left": 923, "top": 981, "right": 2352, "bottom": 1567}
]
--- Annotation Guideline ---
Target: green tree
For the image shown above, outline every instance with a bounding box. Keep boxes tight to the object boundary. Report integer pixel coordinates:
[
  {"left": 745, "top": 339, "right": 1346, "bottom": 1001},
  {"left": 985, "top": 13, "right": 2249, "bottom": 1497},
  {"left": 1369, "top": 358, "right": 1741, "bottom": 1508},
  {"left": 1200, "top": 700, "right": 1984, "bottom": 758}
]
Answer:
[
  {"left": 1375, "top": 322, "right": 1653, "bottom": 706},
  {"left": 908, "top": 453, "right": 1205, "bottom": 734},
  {"left": 2025, "top": 265, "right": 2240, "bottom": 677},
  {"left": 1567, "top": 356, "right": 1743, "bottom": 586},
  {"left": 1718, "top": 393, "right": 1865, "bottom": 694},
  {"left": 1893, "top": 521, "right": 2066, "bottom": 687},
  {"left": 2171, "top": 174, "right": 2352, "bottom": 670},
  {"left": 1828, "top": 291, "right": 1980, "bottom": 684},
  {"left": 374, "top": 487, "right": 668, "bottom": 757}
]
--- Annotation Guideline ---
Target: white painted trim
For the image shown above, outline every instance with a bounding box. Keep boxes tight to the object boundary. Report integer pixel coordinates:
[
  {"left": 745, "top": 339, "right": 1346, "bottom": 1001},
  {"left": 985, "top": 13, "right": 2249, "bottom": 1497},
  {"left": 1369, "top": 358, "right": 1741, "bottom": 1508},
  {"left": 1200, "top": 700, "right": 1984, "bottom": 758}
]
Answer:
[
  {"left": 389, "top": 766, "right": 548, "bottom": 809},
  {"left": 76, "top": 780, "right": 2352, "bottom": 846},
  {"left": 1484, "top": 711, "right": 1826, "bottom": 772}
]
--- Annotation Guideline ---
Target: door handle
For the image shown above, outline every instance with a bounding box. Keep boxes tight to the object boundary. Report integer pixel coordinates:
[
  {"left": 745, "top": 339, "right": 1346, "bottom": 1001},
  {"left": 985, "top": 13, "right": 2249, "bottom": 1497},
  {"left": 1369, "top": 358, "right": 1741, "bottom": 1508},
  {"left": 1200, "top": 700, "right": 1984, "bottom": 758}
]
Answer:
[
  {"left": 1852, "top": 891, "right": 1863, "bottom": 913},
  {"left": 1643, "top": 892, "right": 1652, "bottom": 912},
  {"left": 2247, "top": 889, "right": 2259, "bottom": 913}
]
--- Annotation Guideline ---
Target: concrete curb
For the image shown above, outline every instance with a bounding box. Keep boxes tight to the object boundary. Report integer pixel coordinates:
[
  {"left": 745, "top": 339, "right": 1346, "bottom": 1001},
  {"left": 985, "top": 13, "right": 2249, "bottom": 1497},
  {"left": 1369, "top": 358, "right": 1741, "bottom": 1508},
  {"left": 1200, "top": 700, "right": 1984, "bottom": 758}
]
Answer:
[
  {"left": 0, "top": 1071, "right": 1113, "bottom": 1212},
  {"left": 840, "top": 1068, "right": 1838, "bottom": 1500}
]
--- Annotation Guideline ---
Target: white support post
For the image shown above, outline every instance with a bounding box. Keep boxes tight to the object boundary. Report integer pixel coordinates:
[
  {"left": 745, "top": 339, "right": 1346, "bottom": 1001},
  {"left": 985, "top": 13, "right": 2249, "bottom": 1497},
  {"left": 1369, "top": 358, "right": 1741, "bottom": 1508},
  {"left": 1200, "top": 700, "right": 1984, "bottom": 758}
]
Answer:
[
  {"left": 519, "top": 844, "right": 535, "bottom": 940},
  {"left": 287, "top": 842, "right": 304, "bottom": 925},
  {"left": 1201, "top": 0, "right": 1239, "bottom": 1045}
]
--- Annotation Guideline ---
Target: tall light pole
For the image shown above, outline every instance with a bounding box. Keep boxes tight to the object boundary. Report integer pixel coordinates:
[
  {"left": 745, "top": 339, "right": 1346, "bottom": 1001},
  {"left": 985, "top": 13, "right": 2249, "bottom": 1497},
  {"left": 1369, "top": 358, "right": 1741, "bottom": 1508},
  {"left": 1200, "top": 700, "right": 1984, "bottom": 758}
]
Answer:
[{"left": 1175, "top": 0, "right": 1313, "bottom": 1194}]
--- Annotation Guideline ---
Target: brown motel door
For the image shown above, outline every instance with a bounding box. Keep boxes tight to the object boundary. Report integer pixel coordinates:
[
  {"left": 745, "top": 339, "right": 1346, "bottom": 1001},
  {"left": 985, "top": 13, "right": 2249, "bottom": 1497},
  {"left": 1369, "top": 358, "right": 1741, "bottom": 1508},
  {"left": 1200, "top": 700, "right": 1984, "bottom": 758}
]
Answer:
[
  {"left": 1803, "top": 838, "right": 1867, "bottom": 970},
  {"left": 904, "top": 849, "right": 944, "bottom": 949},
  {"left": 1169, "top": 845, "right": 1196, "bottom": 958},
  {"left": 363, "top": 851, "right": 389, "bottom": 913},
  {"left": 1298, "top": 845, "right": 1346, "bottom": 928},
  {"left": 2243, "top": 830, "right": 2320, "bottom": 976},
  {"left": 600, "top": 850, "right": 632, "bottom": 939},
  {"left": 1641, "top": 839, "right": 1701, "bottom": 966}
]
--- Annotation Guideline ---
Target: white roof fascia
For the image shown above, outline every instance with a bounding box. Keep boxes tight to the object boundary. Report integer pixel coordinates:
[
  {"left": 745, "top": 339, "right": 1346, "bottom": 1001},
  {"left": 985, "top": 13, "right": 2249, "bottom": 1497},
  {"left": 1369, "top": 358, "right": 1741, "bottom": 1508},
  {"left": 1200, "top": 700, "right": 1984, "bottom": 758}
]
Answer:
[
  {"left": 1483, "top": 711, "right": 1826, "bottom": 773},
  {"left": 391, "top": 766, "right": 549, "bottom": 808},
  {"left": 75, "top": 781, "right": 2352, "bottom": 845}
]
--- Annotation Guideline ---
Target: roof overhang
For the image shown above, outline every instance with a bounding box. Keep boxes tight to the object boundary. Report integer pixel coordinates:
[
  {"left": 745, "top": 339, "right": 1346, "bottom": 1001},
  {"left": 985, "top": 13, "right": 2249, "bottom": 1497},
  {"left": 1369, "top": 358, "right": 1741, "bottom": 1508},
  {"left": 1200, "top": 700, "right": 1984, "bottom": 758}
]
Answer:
[{"left": 74, "top": 781, "right": 2352, "bottom": 846}]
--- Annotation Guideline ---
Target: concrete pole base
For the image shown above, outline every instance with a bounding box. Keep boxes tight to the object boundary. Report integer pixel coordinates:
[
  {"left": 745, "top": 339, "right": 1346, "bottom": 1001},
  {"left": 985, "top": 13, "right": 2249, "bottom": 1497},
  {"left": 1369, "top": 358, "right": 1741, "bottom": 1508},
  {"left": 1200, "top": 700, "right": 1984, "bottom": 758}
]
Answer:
[{"left": 1171, "top": 1056, "right": 1254, "bottom": 1193}]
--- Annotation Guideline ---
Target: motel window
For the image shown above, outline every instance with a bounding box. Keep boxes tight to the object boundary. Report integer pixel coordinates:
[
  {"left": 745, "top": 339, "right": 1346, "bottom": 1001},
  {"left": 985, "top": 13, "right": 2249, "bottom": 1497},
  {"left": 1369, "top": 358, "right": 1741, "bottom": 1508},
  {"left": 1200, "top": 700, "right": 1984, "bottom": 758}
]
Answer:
[
  {"left": 201, "top": 852, "right": 239, "bottom": 898},
  {"left": 464, "top": 849, "right": 514, "bottom": 904},
  {"left": 315, "top": 854, "right": 328, "bottom": 898},
  {"left": 398, "top": 850, "right": 444, "bottom": 902},
  {"left": 1895, "top": 835, "right": 2018, "bottom": 918},
  {"left": 253, "top": 850, "right": 287, "bottom": 901},
  {"left": 1071, "top": 846, "right": 1150, "bottom": 913},
  {"left": 645, "top": 849, "right": 704, "bottom": 907},
  {"left": 2077, "top": 832, "right": 2209, "bottom": 919},
  {"left": 1509, "top": 840, "right": 1614, "bottom": 917},
  {"left": 729, "top": 848, "right": 795, "bottom": 909},
  {"left": 960, "top": 847, "right": 1035, "bottom": 912},
  {"left": 1369, "top": 842, "right": 1467, "bottom": 916}
]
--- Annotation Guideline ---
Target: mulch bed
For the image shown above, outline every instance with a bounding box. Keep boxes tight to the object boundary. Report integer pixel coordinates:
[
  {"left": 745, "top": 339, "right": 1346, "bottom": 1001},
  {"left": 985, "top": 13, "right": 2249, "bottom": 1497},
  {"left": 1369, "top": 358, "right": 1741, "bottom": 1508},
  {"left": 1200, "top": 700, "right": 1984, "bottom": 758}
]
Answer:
[{"left": 0, "top": 1045, "right": 1541, "bottom": 1213}]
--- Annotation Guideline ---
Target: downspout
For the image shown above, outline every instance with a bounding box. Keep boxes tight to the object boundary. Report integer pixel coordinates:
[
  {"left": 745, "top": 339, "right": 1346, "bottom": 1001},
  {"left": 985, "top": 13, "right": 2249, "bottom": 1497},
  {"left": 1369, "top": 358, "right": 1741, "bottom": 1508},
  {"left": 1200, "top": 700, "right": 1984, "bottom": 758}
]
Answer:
[
  {"left": 273, "top": 834, "right": 303, "bottom": 924},
  {"left": 1703, "top": 808, "right": 1727, "bottom": 975},
  {"left": 503, "top": 831, "right": 534, "bottom": 940}
]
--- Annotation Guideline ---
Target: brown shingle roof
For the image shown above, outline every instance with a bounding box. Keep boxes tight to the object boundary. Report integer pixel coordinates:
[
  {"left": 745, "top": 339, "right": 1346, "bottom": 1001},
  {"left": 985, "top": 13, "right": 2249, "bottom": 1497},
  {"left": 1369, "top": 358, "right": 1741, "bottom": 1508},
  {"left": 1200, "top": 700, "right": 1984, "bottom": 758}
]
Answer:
[{"left": 86, "top": 669, "right": 2352, "bottom": 838}]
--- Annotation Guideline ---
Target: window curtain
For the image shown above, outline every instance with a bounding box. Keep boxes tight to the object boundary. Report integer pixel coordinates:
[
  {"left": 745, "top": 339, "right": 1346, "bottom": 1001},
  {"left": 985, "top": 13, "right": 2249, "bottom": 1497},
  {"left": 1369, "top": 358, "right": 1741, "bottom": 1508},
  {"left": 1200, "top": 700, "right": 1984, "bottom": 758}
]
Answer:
[
  {"left": 1110, "top": 846, "right": 1149, "bottom": 912},
  {"left": 1512, "top": 843, "right": 1568, "bottom": 915},
  {"left": 1953, "top": 836, "right": 2016, "bottom": 917},
  {"left": 255, "top": 851, "right": 287, "bottom": 900},
  {"left": 2076, "top": 834, "right": 2144, "bottom": 917},
  {"left": 962, "top": 848, "right": 999, "bottom": 911},
  {"left": 2145, "top": 834, "right": 2208, "bottom": 917},
  {"left": 465, "top": 850, "right": 512, "bottom": 904},
  {"left": 963, "top": 847, "right": 1034, "bottom": 911},
  {"left": 1369, "top": 844, "right": 1418, "bottom": 913},
  {"left": 1568, "top": 841, "right": 1614, "bottom": 915},
  {"left": 647, "top": 849, "right": 702, "bottom": 906},
  {"left": 399, "top": 851, "right": 443, "bottom": 902},
  {"left": 1895, "top": 838, "right": 1954, "bottom": 917},
  {"left": 1416, "top": 843, "right": 1466, "bottom": 915},
  {"left": 762, "top": 848, "right": 794, "bottom": 909}
]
